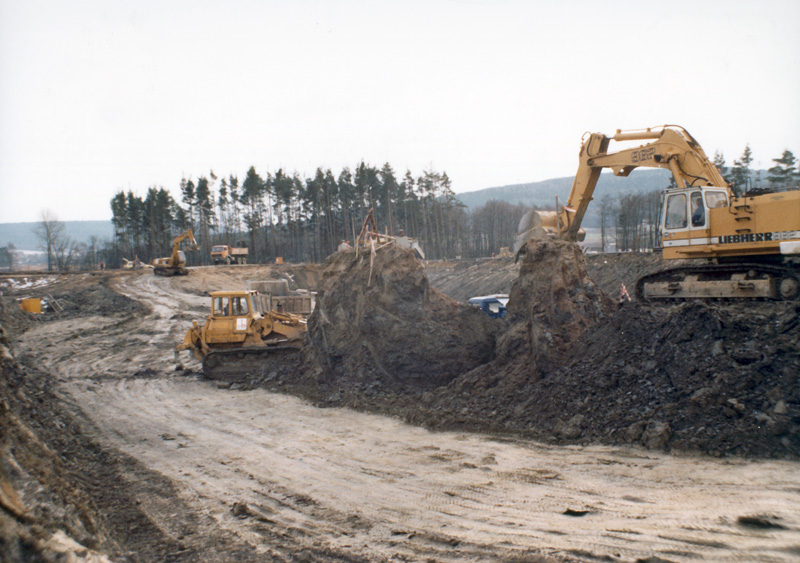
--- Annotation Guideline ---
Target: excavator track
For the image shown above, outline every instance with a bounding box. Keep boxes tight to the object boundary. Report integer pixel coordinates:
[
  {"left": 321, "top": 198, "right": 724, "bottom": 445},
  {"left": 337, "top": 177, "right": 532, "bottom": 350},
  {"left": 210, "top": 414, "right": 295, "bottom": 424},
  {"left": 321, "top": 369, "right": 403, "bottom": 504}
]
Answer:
[
  {"left": 636, "top": 263, "right": 800, "bottom": 301},
  {"left": 154, "top": 267, "right": 188, "bottom": 277},
  {"left": 202, "top": 345, "right": 300, "bottom": 381}
]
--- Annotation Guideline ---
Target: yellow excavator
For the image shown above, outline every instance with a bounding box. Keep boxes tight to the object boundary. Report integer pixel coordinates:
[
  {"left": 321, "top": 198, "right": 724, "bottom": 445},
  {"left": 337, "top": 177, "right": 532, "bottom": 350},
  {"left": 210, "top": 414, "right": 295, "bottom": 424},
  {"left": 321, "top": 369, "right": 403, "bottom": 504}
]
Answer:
[
  {"left": 516, "top": 125, "right": 800, "bottom": 300},
  {"left": 175, "top": 290, "right": 306, "bottom": 377},
  {"left": 153, "top": 229, "right": 198, "bottom": 276}
]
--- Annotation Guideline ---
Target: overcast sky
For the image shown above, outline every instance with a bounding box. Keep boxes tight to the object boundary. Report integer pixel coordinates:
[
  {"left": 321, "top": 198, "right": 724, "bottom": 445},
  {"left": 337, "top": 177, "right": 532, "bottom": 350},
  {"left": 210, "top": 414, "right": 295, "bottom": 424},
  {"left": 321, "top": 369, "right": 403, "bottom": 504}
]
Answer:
[{"left": 1, "top": 0, "right": 799, "bottom": 224}]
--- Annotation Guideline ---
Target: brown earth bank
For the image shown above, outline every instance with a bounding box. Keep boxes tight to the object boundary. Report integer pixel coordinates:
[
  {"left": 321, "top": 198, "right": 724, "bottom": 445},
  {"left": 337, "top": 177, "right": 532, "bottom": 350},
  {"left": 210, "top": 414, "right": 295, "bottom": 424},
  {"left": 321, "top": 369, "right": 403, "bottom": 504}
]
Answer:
[{"left": 0, "top": 283, "right": 275, "bottom": 562}]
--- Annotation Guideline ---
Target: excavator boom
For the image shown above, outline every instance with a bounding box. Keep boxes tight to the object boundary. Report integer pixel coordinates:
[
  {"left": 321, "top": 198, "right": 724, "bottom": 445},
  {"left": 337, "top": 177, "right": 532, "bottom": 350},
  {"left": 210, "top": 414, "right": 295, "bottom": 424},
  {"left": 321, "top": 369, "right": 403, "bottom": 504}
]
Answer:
[
  {"left": 559, "top": 125, "right": 729, "bottom": 242},
  {"left": 516, "top": 125, "right": 800, "bottom": 300},
  {"left": 153, "top": 229, "right": 198, "bottom": 276}
]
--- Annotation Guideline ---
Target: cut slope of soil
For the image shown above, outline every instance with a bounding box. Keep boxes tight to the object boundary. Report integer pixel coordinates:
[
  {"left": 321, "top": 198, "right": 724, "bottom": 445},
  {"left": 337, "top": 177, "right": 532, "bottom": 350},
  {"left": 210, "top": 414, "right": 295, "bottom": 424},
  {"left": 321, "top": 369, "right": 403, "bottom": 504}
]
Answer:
[{"left": 305, "top": 245, "right": 498, "bottom": 390}]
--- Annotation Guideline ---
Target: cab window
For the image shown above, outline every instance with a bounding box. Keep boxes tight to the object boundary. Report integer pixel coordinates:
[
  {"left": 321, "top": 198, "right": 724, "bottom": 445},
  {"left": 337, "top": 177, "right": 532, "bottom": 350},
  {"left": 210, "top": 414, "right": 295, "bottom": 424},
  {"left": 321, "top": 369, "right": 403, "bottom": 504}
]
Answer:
[
  {"left": 665, "top": 194, "right": 687, "bottom": 229},
  {"left": 705, "top": 191, "right": 728, "bottom": 209},
  {"left": 691, "top": 192, "right": 705, "bottom": 227},
  {"left": 214, "top": 297, "right": 230, "bottom": 316},
  {"left": 231, "top": 296, "right": 249, "bottom": 316}
]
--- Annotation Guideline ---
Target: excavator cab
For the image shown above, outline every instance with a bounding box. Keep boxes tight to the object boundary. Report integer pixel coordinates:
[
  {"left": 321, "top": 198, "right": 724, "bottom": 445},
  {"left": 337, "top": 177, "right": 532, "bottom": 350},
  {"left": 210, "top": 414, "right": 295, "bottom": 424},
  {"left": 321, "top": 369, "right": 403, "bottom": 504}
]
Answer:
[{"left": 661, "top": 187, "right": 730, "bottom": 251}]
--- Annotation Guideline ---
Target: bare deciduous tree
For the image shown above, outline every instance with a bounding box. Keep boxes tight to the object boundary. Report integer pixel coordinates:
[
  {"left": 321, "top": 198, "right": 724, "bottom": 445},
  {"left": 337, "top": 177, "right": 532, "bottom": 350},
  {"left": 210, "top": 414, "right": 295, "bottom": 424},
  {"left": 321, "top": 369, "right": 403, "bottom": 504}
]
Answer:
[
  {"left": 34, "top": 209, "right": 81, "bottom": 272},
  {"left": 34, "top": 209, "right": 66, "bottom": 272}
]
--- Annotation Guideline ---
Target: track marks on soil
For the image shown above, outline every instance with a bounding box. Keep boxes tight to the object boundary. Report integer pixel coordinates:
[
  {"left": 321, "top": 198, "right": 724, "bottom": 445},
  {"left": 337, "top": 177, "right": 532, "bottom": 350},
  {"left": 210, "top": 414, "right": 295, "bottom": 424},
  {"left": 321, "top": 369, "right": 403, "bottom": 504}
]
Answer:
[{"left": 16, "top": 270, "right": 800, "bottom": 562}]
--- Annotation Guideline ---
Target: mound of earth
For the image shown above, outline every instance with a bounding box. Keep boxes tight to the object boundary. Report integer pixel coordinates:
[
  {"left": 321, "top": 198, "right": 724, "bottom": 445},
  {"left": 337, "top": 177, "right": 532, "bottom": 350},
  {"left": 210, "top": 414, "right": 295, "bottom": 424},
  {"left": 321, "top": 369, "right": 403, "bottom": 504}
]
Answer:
[
  {"left": 545, "top": 300, "right": 800, "bottom": 456},
  {"left": 496, "top": 239, "right": 615, "bottom": 375},
  {"left": 424, "top": 243, "right": 800, "bottom": 458},
  {"left": 430, "top": 299, "right": 799, "bottom": 458},
  {"left": 305, "top": 245, "right": 498, "bottom": 390},
  {"left": 253, "top": 241, "right": 799, "bottom": 459}
]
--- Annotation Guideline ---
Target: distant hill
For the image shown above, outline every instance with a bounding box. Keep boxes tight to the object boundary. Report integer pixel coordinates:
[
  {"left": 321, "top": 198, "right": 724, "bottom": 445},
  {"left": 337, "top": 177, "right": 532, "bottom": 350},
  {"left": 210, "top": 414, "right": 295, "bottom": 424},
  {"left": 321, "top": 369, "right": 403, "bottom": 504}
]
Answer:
[
  {"left": 0, "top": 221, "right": 114, "bottom": 251},
  {"left": 454, "top": 169, "right": 674, "bottom": 227},
  {"left": 453, "top": 169, "right": 778, "bottom": 228}
]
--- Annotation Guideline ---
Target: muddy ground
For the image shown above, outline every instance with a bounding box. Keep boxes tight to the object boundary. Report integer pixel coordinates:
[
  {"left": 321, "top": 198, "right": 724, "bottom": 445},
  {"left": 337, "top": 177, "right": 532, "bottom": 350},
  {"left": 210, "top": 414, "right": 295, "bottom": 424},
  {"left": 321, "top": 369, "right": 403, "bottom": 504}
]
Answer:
[{"left": 1, "top": 252, "right": 799, "bottom": 562}]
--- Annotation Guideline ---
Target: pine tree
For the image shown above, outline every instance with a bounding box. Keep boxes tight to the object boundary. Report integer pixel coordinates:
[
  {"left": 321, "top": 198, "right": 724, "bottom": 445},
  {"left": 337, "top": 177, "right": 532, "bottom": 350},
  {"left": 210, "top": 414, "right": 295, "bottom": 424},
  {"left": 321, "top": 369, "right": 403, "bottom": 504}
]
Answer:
[
  {"left": 730, "top": 144, "right": 753, "bottom": 193},
  {"left": 767, "top": 150, "right": 797, "bottom": 191},
  {"left": 241, "top": 167, "right": 266, "bottom": 259},
  {"left": 712, "top": 151, "right": 728, "bottom": 179}
]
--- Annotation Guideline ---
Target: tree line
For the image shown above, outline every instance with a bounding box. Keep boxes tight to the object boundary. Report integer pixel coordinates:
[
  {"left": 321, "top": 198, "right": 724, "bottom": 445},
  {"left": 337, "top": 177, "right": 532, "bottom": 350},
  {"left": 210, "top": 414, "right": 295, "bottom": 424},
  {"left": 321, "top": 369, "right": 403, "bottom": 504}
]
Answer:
[
  {"left": 107, "top": 162, "right": 533, "bottom": 267},
  {"left": 103, "top": 145, "right": 800, "bottom": 264},
  {"left": 19, "top": 146, "right": 798, "bottom": 271}
]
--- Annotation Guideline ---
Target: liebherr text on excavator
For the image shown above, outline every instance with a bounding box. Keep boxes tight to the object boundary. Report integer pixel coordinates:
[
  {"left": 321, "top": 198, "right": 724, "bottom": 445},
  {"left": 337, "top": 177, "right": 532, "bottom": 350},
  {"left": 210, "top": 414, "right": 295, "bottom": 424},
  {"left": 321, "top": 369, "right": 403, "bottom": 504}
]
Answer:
[{"left": 516, "top": 125, "right": 800, "bottom": 300}]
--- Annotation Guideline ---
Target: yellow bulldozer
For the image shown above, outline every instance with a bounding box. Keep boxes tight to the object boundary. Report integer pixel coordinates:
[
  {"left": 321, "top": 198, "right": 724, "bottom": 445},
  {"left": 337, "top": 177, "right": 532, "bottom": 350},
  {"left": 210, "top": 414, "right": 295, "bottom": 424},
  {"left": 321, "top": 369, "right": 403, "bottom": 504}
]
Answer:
[
  {"left": 516, "top": 125, "right": 800, "bottom": 300},
  {"left": 175, "top": 289, "right": 306, "bottom": 377}
]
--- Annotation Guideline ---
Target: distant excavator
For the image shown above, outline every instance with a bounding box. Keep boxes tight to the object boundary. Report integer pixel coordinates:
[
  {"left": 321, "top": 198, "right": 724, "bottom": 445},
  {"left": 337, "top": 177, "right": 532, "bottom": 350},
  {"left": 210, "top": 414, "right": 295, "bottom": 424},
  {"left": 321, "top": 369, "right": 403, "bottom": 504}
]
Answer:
[
  {"left": 153, "top": 230, "right": 198, "bottom": 276},
  {"left": 516, "top": 125, "right": 800, "bottom": 300}
]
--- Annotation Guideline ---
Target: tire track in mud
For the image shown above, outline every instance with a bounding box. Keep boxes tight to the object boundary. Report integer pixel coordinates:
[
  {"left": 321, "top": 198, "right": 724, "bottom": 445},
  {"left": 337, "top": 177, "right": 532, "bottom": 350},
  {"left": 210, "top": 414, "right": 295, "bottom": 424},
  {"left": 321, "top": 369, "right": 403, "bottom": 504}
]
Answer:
[{"left": 14, "top": 271, "right": 800, "bottom": 562}]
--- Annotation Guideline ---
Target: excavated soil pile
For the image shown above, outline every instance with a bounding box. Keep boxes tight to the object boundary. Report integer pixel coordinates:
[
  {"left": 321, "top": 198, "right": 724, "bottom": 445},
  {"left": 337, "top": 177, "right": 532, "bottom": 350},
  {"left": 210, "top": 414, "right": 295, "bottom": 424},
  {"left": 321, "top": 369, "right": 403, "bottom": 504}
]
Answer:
[
  {"left": 304, "top": 245, "right": 498, "bottom": 393},
  {"left": 257, "top": 240, "right": 799, "bottom": 459},
  {"left": 537, "top": 300, "right": 800, "bottom": 457},
  {"left": 494, "top": 239, "right": 616, "bottom": 377},
  {"left": 418, "top": 245, "right": 800, "bottom": 459}
]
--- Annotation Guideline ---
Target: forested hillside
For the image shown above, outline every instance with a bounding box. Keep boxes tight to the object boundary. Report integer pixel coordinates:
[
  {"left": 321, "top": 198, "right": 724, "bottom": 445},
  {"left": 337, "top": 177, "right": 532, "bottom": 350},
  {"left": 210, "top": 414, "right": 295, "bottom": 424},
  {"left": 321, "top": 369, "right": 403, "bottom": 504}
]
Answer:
[{"left": 456, "top": 169, "right": 673, "bottom": 225}]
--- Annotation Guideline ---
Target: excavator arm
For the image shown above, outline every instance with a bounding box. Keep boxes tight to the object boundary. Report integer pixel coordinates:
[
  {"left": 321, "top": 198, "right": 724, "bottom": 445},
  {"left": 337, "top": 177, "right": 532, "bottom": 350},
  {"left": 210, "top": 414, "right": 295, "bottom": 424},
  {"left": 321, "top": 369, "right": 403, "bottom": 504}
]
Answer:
[
  {"left": 556, "top": 125, "right": 729, "bottom": 242},
  {"left": 170, "top": 229, "right": 198, "bottom": 267}
]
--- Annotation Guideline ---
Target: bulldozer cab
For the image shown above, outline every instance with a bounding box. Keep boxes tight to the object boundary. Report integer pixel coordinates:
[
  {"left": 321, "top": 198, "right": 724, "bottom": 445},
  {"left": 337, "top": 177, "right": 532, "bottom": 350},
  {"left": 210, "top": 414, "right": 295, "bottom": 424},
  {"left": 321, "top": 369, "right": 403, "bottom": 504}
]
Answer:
[{"left": 204, "top": 291, "right": 258, "bottom": 344}]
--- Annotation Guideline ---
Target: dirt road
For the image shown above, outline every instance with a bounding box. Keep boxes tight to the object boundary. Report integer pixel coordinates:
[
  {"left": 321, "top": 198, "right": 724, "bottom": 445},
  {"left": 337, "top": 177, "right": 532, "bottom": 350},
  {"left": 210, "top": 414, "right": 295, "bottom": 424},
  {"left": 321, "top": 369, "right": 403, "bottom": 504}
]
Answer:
[{"left": 14, "top": 269, "right": 800, "bottom": 562}]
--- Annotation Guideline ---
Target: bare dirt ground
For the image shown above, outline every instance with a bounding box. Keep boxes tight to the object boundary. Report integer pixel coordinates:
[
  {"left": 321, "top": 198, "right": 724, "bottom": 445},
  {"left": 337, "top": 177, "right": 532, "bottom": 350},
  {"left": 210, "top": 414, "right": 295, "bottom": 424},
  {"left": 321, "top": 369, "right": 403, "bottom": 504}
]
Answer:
[{"left": 2, "top": 259, "right": 800, "bottom": 562}]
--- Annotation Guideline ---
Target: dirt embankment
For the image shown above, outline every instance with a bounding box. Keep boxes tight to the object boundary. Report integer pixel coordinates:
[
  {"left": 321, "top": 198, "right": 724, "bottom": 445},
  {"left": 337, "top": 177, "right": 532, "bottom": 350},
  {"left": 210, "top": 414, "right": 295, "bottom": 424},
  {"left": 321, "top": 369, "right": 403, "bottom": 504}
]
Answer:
[
  {"left": 244, "top": 243, "right": 800, "bottom": 460},
  {"left": 0, "top": 277, "right": 265, "bottom": 562},
  {"left": 1, "top": 302, "right": 118, "bottom": 561}
]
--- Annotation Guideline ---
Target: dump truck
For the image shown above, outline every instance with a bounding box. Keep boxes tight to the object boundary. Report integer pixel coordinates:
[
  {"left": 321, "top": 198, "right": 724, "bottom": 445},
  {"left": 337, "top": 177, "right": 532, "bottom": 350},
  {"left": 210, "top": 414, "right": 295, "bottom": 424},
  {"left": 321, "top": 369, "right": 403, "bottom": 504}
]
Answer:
[
  {"left": 515, "top": 125, "right": 800, "bottom": 300},
  {"left": 153, "top": 230, "right": 198, "bottom": 276},
  {"left": 211, "top": 244, "right": 249, "bottom": 265},
  {"left": 175, "top": 289, "right": 306, "bottom": 377}
]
